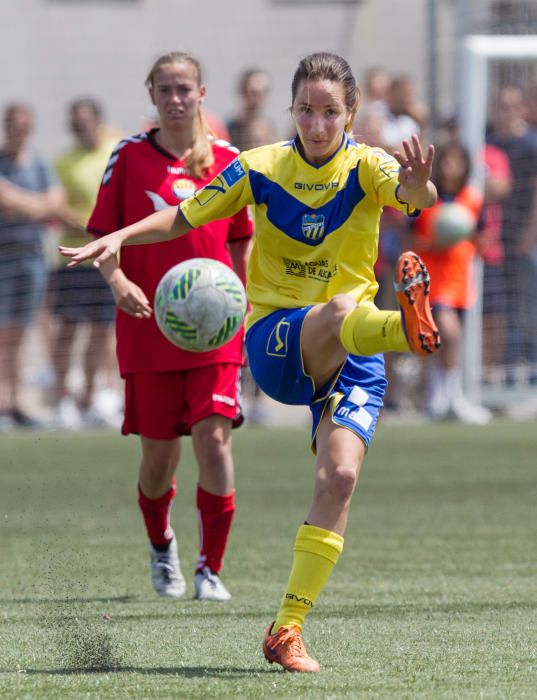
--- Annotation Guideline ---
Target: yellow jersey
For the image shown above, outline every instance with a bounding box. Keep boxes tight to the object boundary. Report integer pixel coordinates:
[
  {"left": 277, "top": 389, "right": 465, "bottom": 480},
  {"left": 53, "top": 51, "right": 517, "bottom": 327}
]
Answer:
[
  {"left": 181, "top": 133, "right": 417, "bottom": 328},
  {"left": 55, "top": 135, "right": 118, "bottom": 263}
]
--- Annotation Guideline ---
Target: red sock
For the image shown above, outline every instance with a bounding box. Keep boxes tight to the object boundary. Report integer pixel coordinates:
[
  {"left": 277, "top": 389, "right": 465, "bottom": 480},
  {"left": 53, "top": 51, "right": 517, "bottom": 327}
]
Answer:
[
  {"left": 137, "top": 479, "right": 176, "bottom": 546},
  {"left": 196, "top": 485, "right": 235, "bottom": 574}
]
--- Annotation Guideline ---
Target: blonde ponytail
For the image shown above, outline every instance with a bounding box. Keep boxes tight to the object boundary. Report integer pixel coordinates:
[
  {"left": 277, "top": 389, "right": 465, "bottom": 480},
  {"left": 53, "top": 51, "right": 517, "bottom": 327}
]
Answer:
[{"left": 189, "top": 104, "right": 214, "bottom": 179}]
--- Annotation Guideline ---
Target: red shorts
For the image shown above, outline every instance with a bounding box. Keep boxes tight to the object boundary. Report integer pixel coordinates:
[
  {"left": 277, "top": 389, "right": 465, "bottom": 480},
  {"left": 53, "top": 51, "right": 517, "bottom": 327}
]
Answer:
[{"left": 123, "top": 364, "right": 243, "bottom": 440}]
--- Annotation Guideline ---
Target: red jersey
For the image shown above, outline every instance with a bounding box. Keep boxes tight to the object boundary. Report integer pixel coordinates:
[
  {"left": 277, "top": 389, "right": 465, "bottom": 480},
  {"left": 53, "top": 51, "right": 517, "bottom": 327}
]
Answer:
[{"left": 88, "top": 129, "right": 253, "bottom": 375}]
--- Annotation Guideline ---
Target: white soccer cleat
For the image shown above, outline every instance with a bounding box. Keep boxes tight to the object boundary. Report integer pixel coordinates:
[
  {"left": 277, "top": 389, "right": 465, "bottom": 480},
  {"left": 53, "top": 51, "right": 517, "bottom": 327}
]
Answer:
[
  {"left": 149, "top": 534, "right": 186, "bottom": 598},
  {"left": 194, "top": 566, "right": 231, "bottom": 601}
]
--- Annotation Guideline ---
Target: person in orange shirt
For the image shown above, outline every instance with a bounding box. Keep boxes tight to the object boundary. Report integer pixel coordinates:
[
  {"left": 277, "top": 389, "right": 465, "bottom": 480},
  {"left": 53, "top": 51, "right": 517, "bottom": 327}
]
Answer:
[{"left": 410, "top": 141, "right": 491, "bottom": 424}]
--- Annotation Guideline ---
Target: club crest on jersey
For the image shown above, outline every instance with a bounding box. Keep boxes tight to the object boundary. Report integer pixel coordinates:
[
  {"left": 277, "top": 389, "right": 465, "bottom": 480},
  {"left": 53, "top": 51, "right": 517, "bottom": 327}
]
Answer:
[
  {"left": 302, "top": 213, "right": 325, "bottom": 240},
  {"left": 172, "top": 178, "right": 196, "bottom": 201}
]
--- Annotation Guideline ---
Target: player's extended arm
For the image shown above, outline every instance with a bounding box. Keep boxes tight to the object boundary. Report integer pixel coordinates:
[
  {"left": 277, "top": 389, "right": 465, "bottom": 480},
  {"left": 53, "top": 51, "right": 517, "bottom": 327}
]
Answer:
[{"left": 59, "top": 207, "right": 191, "bottom": 268}]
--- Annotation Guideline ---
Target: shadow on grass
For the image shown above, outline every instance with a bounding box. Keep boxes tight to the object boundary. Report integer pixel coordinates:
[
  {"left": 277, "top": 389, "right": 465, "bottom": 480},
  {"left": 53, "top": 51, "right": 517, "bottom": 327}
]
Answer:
[
  {"left": 114, "top": 608, "right": 275, "bottom": 622},
  {"left": 0, "top": 596, "right": 135, "bottom": 605},
  {"left": 22, "top": 665, "right": 274, "bottom": 677},
  {"left": 112, "top": 598, "right": 537, "bottom": 622},
  {"left": 328, "top": 599, "right": 537, "bottom": 616}
]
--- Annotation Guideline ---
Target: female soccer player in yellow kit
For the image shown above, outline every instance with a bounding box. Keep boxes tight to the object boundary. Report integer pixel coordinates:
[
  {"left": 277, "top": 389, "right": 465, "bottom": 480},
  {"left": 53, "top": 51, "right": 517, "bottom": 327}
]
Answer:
[{"left": 60, "top": 52, "right": 440, "bottom": 673}]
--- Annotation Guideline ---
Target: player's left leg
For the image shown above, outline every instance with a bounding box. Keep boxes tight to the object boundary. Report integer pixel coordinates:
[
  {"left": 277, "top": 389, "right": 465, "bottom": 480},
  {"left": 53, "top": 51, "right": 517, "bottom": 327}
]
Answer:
[
  {"left": 191, "top": 415, "right": 235, "bottom": 601},
  {"left": 124, "top": 372, "right": 189, "bottom": 598},
  {"left": 263, "top": 415, "right": 365, "bottom": 672},
  {"left": 187, "top": 363, "right": 241, "bottom": 601},
  {"left": 139, "top": 436, "right": 186, "bottom": 598}
]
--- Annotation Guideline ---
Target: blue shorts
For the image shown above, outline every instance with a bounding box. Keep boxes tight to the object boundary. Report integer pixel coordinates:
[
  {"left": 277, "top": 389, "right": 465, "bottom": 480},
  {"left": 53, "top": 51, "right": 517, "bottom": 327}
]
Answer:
[
  {"left": 0, "top": 254, "right": 48, "bottom": 326},
  {"left": 245, "top": 307, "right": 387, "bottom": 448},
  {"left": 49, "top": 267, "right": 116, "bottom": 323}
]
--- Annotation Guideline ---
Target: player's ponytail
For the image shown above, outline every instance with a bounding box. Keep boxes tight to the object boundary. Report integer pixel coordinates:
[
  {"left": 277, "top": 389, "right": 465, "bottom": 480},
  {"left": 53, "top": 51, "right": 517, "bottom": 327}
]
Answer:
[
  {"left": 145, "top": 52, "right": 214, "bottom": 179},
  {"left": 291, "top": 52, "right": 360, "bottom": 133},
  {"left": 190, "top": 103, "right": 214, "bottom": 180}
]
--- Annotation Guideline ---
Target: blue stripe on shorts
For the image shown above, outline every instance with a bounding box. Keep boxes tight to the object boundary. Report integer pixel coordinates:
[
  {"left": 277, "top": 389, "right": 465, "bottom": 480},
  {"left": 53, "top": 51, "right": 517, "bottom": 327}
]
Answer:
[
  {"left": 246, "top": 307, "right": 387, "bottom": 447},
  {"left": 312, "top": 353, "right": 387, "bottom": 448}
]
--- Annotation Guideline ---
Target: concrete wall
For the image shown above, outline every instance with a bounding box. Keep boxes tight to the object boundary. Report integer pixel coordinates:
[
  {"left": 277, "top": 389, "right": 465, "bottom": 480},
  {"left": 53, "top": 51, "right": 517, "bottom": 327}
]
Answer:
[{"left": 2, "top": 0, "right": 434, "bottom": 158}]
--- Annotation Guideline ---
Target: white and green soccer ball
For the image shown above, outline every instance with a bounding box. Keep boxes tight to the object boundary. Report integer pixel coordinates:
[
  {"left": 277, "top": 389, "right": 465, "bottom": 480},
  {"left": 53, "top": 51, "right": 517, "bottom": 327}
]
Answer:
[{"left": 154, "top": 258, "right": 247, "bottom": 352}]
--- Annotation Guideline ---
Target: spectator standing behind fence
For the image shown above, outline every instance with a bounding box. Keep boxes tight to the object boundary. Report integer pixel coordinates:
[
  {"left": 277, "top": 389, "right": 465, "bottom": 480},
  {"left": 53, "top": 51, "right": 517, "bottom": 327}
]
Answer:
[
  {"left": 361, "top": 66, "right": 391, "bottom": 121},
  {"left": 0, "top": 104, "right": 66, "bottom": 430},
  {"left": 438, "top": 116, "right": 514, "bottom": 386},
  {"left": 50, "top": 98, "right": 120, "bottom": 429},
  {"left": 227, "top": 68, "right": 276, "bottom": 151},
  {"left": 527, "top": 89, "right": 537, "bottom": 385},
  {"left": 409, "top": 142, "right": 491, "bottom": 424},
  {"left": 353, "top": 66, "right": 391, "bottom": 147},
  {"left": 480, "top": 144, "right": 513, "bottom": 383},
  {"left": 487, "top": 85, "right": 537, "bottom": 386},
  {"left": 381, "top": 76, "right": 427, "bottom": 154}
]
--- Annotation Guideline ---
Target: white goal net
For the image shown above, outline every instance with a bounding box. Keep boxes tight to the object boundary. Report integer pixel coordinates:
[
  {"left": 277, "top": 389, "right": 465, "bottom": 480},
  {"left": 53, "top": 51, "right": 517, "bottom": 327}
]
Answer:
[{"left": 460, "top": 35, "right": 537, "bottom": 413}]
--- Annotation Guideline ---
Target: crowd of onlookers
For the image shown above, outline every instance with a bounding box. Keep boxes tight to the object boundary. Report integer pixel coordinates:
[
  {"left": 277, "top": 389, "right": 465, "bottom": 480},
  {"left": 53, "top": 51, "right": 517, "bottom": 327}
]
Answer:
[
  {"left": 0, "top": 99, "right": 123, "bottom": 431},
  {"left": 1, "top": 65, "right": 536, "bottom": 431},
  {"left": 356, "top": 70, "right": 537, "bottom": 423},
  {"left": 0, "top": 68, "right": 278, "bottom": 432}
]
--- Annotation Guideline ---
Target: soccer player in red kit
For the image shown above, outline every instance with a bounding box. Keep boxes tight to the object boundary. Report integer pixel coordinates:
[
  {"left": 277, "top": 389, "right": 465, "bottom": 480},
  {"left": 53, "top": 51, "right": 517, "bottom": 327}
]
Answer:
[{"left": 88, "top": 52, "right": 253, "bottom": 601}]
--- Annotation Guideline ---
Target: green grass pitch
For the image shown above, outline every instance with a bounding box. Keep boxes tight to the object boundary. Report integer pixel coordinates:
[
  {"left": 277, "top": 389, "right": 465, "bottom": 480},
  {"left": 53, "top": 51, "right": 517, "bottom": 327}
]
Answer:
[{"left": 1, "top": 420, "right": 537, "bottom": 698}]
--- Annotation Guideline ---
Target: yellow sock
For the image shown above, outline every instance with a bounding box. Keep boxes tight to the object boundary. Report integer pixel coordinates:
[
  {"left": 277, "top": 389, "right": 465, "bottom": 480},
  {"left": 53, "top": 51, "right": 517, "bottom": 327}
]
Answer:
[
  {"left": 340, "top": 306, "right": 409, "bottom": 355},
  {"left": 273, "top": 524, "right": 344, "bottom": 632}
]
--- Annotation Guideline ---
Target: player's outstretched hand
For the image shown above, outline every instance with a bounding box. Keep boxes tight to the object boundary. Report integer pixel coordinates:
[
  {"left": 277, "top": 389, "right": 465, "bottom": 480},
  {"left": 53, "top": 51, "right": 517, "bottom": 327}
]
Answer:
[
  {"left": 59, "top": 232, "right": 122, "bottom": 268},
  {"left": 393, "top": 135, "right": 435, "bottom": 191}
]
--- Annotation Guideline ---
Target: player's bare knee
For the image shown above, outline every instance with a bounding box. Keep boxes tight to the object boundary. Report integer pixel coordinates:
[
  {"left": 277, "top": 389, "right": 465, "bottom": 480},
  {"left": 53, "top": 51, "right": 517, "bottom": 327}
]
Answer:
[
  {"left": 316, "top": 463, "right": 357, "bottom": 504},
  {"left": 193, "top": 420, "right": 231, "bottom": 459},
  {"left": 194, "top": 420, "right": 228, "bottom": 445},
  {"left": 142, "top": 457, "right": 177, "bottom": 482},
  {"left": 326, "top": 463, "right": 358, "bottom": 503}
]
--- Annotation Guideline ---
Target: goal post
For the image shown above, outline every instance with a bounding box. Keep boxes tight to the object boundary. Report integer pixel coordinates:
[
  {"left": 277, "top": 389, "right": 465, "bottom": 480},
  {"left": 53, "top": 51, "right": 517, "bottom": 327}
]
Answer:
[{"left": 459, "top": 35, "right": 537, "bottom": 404}]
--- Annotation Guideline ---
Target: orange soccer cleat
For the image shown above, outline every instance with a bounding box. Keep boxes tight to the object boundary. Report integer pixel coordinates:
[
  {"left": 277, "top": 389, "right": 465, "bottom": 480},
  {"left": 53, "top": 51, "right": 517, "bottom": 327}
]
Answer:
[
  {"left": 262, "top": 623, "right": 320, "bottom": 673},
  {"left": 393, "top": 251, "right": 441, "bottom": 356}
]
